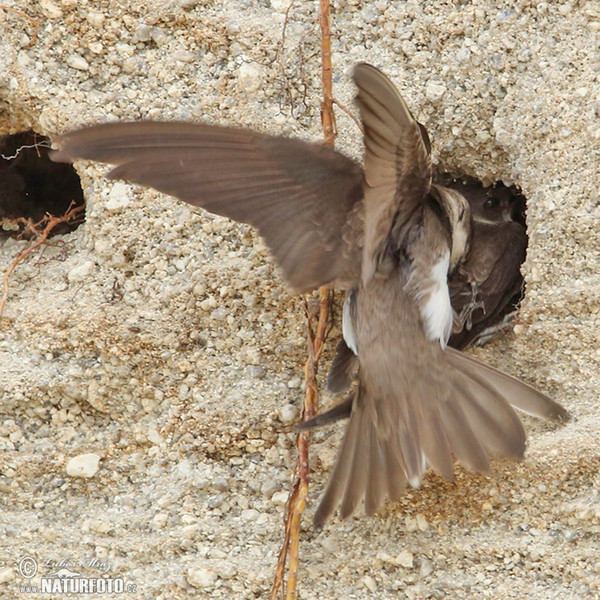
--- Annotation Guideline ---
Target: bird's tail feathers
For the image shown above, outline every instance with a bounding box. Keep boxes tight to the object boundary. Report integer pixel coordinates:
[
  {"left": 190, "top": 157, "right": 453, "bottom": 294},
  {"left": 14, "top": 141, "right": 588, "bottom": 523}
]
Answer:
[{"left": 312, "top": 350, "right": 569, "bottom": 525}]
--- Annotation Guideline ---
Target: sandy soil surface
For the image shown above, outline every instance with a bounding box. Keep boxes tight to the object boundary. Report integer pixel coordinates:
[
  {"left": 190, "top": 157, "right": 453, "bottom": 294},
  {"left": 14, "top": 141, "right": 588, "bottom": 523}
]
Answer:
[{"left": 1, "top": 1, "right": 599, "bottom": 598}]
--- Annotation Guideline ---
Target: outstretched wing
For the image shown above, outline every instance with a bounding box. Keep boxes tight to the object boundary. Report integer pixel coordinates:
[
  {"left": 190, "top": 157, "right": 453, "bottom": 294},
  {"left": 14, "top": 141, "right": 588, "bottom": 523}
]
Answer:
[
  {"left": 353, "top": 63, "right": 432, "bottom": 284},
  {"left": 52, "top": 121, "right": 365, "bottom": 293}
]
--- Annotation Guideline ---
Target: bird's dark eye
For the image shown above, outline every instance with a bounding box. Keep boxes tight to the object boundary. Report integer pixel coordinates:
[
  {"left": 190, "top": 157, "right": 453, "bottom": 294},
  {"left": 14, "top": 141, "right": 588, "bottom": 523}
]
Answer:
[{"left": 484, "top": 196, "right": 500, "bottom": 209}]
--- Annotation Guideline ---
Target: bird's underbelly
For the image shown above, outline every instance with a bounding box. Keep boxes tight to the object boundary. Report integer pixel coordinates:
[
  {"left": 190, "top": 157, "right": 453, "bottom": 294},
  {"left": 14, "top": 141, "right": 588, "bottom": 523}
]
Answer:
[{"left": 353, "top": 278, "right": 443, "bottom": 392}]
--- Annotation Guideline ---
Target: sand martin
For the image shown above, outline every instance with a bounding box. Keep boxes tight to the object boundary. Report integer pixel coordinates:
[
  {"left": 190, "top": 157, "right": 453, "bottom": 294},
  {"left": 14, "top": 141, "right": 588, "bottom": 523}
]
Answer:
[
  {"left": 51, "top": 63, "right": 569, "bottom": 526},
  {"left": 328, "top": 178, "right": 528, "bottom": 392}
]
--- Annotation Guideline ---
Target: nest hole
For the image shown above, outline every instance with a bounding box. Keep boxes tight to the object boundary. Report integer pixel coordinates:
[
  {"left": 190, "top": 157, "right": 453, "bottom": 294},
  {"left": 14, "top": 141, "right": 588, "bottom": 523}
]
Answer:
[
  {"left": 435, "top": 172, "right": 528, "bottom": 348},
  {"left": 0, "top": 130, "right": 85, "bottom": 238}
]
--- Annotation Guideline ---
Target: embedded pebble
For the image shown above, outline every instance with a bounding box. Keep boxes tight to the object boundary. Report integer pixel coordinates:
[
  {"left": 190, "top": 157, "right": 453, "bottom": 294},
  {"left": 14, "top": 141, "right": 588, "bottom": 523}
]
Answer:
[
  {"left": 66, "top": 54, "right": 90, "bottom": 71},
  {"left": 425, "top": 81, "right": 446, "bottom": 102},
  {"left": 395, "top": 550, "right": 415, "bottom": 569},
  {"left": 66, "top": 454, "right": 101, "bottom": 478},
  {"left": 67, "top": 261, "right": 95, "bottom": 283},
  {"left": 279, "top": 403, "right": 299, "bottom": 424},
  {"left": 237, "top": 63, "right": 263, "bottom": 93},
  {"left": 187, "top": 565, "right": 218, "bottom": 588},
  {"left": 247, "top": 365, "right": 266, "bottom": 378},
  {"left": 241, "top": 508, "right": 260, "bottom": 521},
  {"left": 270, "top": 491, "right": 289, "bottom": 506},
  {"left": 105, "top": 182, "right": 132, "bottom": 210},
  {"left": 287, "top": 377, "right": 302, "bottom": 389}
]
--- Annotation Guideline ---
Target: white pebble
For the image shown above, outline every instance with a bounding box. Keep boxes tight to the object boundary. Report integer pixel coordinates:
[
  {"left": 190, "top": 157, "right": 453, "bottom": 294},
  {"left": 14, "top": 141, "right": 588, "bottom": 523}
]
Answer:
[
  {"left": 66, "top": 453, "right": 100, "bottom": 478},
  {"left": 362, "top": 575, "right": 377, "bottom": 592},
  {"left": 86, "top": 11, "right": 105, "bottom": 27},
  {"left": 66, "top": 54, "right": 90, "bottom": 71},
  {"left": 238, "top": 63, "right": 263, "bottom": 93},
  {"left": 68, "top": 260, "right": 95, "bottom": 283},
  {"left": 105, "top": 182, "right": 131, "bottom": 211},
  {"left": 395, "top": 549, "right": 415, "bottom": 569},
  {"left": 416, "top": 513, "right": 429, "bottom": 531},
  {"left": 271, "top": 491, "right": 289, "bottom": 506},
  {"left": 187, "top": 565, "right": 218, "bottom": 588},
  {"left": 147, "top": 427, "right": 162, "bottom": 445},
  {"left": 0, "top": 567, "right": 14, "bottom": 584},
  {"left": 287, "top": 376, "right": 302, "bottom": 389},
  {"left": 241, "top": 508, "right": 260, "bottom": 521},
  {"left": 40, "top": 0, "right": 63, "bottom": 19},
  {"left": 279, "top": 403, "right": 299, "bottom": 424},
  {"left": 425, "top": 81, "right": 446, "bottom": 102}
]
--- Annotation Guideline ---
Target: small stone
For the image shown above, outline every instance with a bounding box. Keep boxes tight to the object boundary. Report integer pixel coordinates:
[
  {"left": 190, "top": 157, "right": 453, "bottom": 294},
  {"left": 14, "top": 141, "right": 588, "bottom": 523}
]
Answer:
[
  {"left": 226, "top": 21, "right": 241, "bottom": 35},
  {"left": 151, "top": 27, "right": 167, "bottom": 46},
  {"left": 212, "top": 477, "right": 229, "bottom": 492},
  {"left": 105, "top": 182, "right": 131, "bottom": 210},
  {"left": 181, "top": 524, "right": 199, "bottom": 538},
  {"left": 247, "top": 365, "right": 266, "bottom": 379},
  {"left": 279, "top": 403, "right": 299, "bottom": 424},
  {"left": 238, "top": 62, "right": 263, "bottom": 93},
  {"left": 271, "top": 491, "right": 289, "bottom": 506},
  {"left": 210, "top": 308, "right": 227, "bottom": 320},
  {"left": 86, "top": 11, "right": 105, "bottom": 27},
  {"left": 68, "top": 260, "right": 95, "bottom": 283},
  {"left": 270, "top": 0, "right": 290, "bottom": 13},
  {"left": 241, "top": 508, "right": 260, "bottom": 521},
  {"left": 405, "top": 516, "right": 418, "bottom": 532},
  {"left": 200, "top": 297, "right": 217, "bottom": 311},
  {"left": 187, "top": 565, "right": 218, "bottom": 588},
  {"left": 416, "top": 513, "right": 429, "bottom": 531},
  {"left": 66, "top": 453, "right": 101, "bottom": 478},
  {"left": 0, "top": 567, "right": 14, "bottom": 584},
  {"left": 287, "top": 376, "right": 302, "bottom": 389},
  {"left": 89, "top": 520, "right": 112, "bottom": 534},
  {"left": 207, "top": 494, "right": 224, "bottom": 509},
  {"left": 394, "top": 549, "right": 415, "bottom": 569},
  {"left": 420, "top": 558, "right": 434, "bottom": 577},
  {"left": 135, "top": 24, "right": 152, "bottom": 42},
  {"left": 361, "top": 5, "right": 380, "bottom": 23},
  {"left": 174, "top": 50, "right": 195, "bottom": 63},
  {"left": 17, "top": 51, "right": 31, "bottom": 67},
  {"left": 147, "top": 427, "right": 162, "bottom": 445},
  {"left": 66, "top": 54, "right": 90, "bottom": 71},
  {"left": 425, "top": 81, "right": 446, "bottom": 102},
  {"left": 88, "top": 41, "right": 103, "bottom": 54},
  {"left": 363, "top": 575, "right": 377, "bottom": 592},
  {"left": 40, "top": 0, "right": 63, "bottom": 19},
  {"left": 152, "top": 512, "right": 168, "bottom": 529},
  {"left": 456, "top": 47, "right": 471, "bottom": 62},
  {"left": 260, "top": 479, "right": 280, "bottom": 497}
]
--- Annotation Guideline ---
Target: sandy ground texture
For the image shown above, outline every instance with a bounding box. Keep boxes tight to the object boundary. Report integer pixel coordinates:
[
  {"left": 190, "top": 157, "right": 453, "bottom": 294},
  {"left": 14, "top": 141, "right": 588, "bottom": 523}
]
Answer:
[{"left": 1, "top": 0, "right": 599, "bottom": 598}]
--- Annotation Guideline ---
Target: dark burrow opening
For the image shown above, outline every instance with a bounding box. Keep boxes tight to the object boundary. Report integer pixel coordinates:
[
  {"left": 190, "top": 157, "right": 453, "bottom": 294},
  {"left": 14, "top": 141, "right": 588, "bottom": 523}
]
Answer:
[
  {"left": 0, "top": 130, "right": 85, "bottom": 238},
  {"left": 434, "top": 172, "right": 528, "bottom": 349}
]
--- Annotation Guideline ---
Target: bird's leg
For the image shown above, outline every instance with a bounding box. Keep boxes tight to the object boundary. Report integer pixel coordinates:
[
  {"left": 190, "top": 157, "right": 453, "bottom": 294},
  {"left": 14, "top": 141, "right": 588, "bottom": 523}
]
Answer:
[
  {"left": 457, "top": 282, "right": 486, "bottom": 331},
  {"left": 471, "top": 310, "right": 518, "bottom": 348}
]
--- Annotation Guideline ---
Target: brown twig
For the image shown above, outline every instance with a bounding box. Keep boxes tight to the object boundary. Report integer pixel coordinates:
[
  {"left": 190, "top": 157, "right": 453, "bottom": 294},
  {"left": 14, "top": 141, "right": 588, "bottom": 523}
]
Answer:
[
  {"left": 0, "top": 5, "right": 40, "bottom": 46},
  {"left": 332, "top": 97, "right": 364, "bottom": 134},
  {"left": 269, "top": 2, "right": 336, "bottom": 599},
  {"left": 0, "top": 203, "right": 85, "bottom": 318}
]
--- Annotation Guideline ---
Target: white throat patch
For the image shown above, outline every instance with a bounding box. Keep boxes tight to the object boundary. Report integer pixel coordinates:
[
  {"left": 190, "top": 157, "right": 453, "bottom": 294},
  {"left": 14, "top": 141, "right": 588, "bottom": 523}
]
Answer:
[{"left": 421, "top": 251, "right": 453, "bottom": 347}]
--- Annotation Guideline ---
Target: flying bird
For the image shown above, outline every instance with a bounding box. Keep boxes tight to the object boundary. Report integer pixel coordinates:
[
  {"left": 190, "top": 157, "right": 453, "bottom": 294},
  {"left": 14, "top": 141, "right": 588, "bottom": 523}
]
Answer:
[
  {"left": 51, "top": 63, "right": 569, "bottom": 527},
  {"left": 327, "top": 177, "right": 528, "bottom": 393}
]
